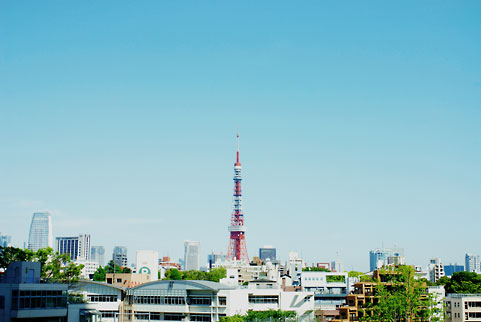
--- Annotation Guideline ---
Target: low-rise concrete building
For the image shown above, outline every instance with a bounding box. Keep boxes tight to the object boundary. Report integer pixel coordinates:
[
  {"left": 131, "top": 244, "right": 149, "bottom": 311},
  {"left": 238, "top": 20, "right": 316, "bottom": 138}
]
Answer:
[
  {"left": 0, "top": 262, "right": 68, "bottom": 322},
  {"left": 445, "top": 293, "right": 481, "bottom": 322}
]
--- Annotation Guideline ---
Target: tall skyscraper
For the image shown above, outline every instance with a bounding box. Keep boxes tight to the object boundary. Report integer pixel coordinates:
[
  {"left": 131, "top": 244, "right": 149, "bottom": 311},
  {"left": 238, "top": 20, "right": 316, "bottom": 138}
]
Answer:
[
  {"left": 259, "top": 246, "right": 276, "bottom": 261},
  {"left": 0, "top": 233, "right": 12, "bottom": 247},
  {"left": 465, "top": 253, "right": 481, "bottom": 273},
  {"left": 226, "top": 133, "right": 249, "bottom": 262},
  {"left": 369, "top": 247, "right": 405, "bottom": 271},
  {"left": 184, "top": 240, "right": 200, "bottom": 271},
  {"left": 27, "top": 212, "right": 53, "bottom": 252},
  {"left": 113, "top": 246, "right": 128, "bottom": 267},
  {"left": 56, "top": 234, "right": 91, "bottom": 261},
  {"left": 91, "top": 246, "right": 106, "bottom": 266}
]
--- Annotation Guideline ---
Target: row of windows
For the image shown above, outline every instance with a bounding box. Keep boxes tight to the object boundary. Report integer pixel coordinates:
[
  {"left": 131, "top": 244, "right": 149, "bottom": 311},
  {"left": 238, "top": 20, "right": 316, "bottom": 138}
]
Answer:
[
  {"left": 469, "top": 312, "right": 481, "bottom": 318},
  {"left": 100, "top": 311, "right": 117, "bottom": 318},
  {"left": 248, "top": 295, "right": 279, "bottom": 304},
  {"left": 12, "top": 296, "right": 67, "bottom": 310},
  {"left": 467, "top": 301, "right": 481, "bottom": 307},
  {"left": 134, "top": 296, "right": 186, "bottom": 305},
  {"left": 88, "top": 294, "right": 118, "bottom": 302},
  {"left": 13, "top": 290, "right": 65, "bottom": 297}
]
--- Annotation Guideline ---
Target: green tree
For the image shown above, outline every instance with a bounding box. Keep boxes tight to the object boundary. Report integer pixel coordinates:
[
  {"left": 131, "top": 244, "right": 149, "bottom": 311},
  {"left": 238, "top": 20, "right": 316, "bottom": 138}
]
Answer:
[
  {"left": 93, "top": 266, "right": 106, "bottom": 282},
  {"left": 0, "top": 246, "right": 83, "bottom": 284},
  {"left": 360, "top": 265, "right": 442, "bottom": 322},
  {"left": 302, "top": 267, "right": 330, "bottom": 272},
  {"left": 206, "top": 267, "right": 227, "bottom": 282},
  {"left": 105, "top": 260, "right": 123, "bottom": 274},
  {"left": 220, "top": 315, "right": 244, "bottom": 322},
  {"left": 0, "top": 246, "right": 34, "bottom": 269},
  {"left": 164, "top": 268, "right": 183, "bottom": 280},
  {"left": 438, "top": 271, "right": 481, "bottom": 294}
]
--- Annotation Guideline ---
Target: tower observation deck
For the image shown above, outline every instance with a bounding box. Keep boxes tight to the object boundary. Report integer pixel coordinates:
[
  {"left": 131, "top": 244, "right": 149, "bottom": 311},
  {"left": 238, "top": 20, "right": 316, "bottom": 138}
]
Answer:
[{"left": 226, "top": 133, "right": 249, "bottom": 262}]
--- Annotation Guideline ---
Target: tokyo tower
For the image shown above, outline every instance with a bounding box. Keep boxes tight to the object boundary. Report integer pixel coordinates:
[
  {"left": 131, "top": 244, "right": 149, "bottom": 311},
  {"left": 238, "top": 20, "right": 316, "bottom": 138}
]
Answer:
[{"left": 226, "top": 133, "right": 249, "bottom": 262}]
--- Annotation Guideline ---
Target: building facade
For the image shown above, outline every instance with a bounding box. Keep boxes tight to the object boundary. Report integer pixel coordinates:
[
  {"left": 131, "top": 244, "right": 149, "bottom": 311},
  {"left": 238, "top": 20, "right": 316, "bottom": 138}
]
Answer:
[
  {"left": 369, "top": 247, "right": 405, "bottom": 271},
  {"left": 0, "top": 261, "right": 68, "bottom": 322},
  {"left": 113, "top": 246, "right": 128, "bottom": 267},
  {"left": 445, "top": 294, "right": 481, "bottom": 322},
  {"left": 91, "top": 246, "right": 106, "bottom": 267},
  {"left": 136, "top": 250, "right": 159, "bottom": 281},
  {"left": 0, "top": 233, "right": 12, "bottom": 247},
  {"left": 184, "top": 240, "right": 200, "bottom": 271},
  {"left": 428, "top": 258, "right": 445, "bottom": 283},
  {"left": 259, "top": 246, "right": 276, "bottom": 262},
  {"left": 27, "top": 212, "right": 53, "bottom": 252},
  {"left": 56, "top": 234, "right": 91, "bottom": 261},
  {"left": 445, "top": 264, "right": 464, "bottom": 277},
  {"left": 465, "top": 253, "right": 481, "bottom": 273}
]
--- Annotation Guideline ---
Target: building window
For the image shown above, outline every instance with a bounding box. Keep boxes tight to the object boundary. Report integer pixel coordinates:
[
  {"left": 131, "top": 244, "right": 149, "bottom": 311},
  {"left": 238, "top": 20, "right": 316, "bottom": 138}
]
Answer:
[
  {"left": 219, "top": 297, "right": 227, "bottom": 306},
  {"left": 88, "top": 294, "right": 118, "bottom": 302},
  {"left": 134, "top": 296, "right": 186, "bottom": 305},
  {"left": 190, "top": 314, "right": 211, "bottom": 322},
  {"left": 248, "top": 295, "right": 279, "bottom": 304},
  {"left": 188, "top": 297, "right": 211, "bottom": 305},
  {"left": 165, "top": 313, "right": 184, "bottom": 321}
]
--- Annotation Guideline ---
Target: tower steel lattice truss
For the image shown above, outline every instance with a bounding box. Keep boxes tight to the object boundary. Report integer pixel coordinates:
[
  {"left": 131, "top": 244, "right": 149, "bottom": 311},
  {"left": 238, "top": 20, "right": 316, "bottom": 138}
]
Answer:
[{"left": 226, "top": 133, "right": 249, "bottom": 262}]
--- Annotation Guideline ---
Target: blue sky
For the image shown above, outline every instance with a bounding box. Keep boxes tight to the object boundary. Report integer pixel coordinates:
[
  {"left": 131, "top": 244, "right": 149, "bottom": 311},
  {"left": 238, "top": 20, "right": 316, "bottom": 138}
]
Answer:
[{"left": 1, "top": 1, "right": 480, "bottom": 271}]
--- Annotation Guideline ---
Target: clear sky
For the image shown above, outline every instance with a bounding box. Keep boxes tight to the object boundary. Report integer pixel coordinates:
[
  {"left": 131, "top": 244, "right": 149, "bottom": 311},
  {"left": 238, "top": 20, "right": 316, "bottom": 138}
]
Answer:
[{"left": 1, "top": 1, "right": 480, "bottom": 271}]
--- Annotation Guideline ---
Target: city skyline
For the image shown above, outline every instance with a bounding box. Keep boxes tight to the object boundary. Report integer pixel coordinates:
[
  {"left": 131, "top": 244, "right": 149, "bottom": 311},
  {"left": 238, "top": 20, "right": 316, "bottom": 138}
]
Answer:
[{"left": 1, "top": 1, "right": 481, "bottom": 271}]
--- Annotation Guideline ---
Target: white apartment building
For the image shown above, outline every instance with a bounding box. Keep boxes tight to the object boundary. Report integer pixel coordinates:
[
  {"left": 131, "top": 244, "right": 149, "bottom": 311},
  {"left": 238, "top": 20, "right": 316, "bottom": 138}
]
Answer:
[
  {"left": 428, "top": 258, "right": 445, "bottom": 283},
  {"left": 466, "top": 253, "right": 481, "bottom": 273},
  {"left": 300, "top": 271, "right": 350, "bottom": 317},
  {"left": 445, "top": 294, "right": 481, "bottom": 322},
  {"left": 75, "top": 260, "right": 100, "bottom": 279}
]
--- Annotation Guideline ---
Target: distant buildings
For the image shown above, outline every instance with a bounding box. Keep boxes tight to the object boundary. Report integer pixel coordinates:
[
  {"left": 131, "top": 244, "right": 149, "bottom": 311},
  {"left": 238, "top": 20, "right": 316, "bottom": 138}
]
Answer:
[
  {"left": 445, "top": 264, "right": 464, "bottom": 277},
  {"left": 465, "top": 253, "right": 481, "bottom": 273},
  {"left": 27, "top": 212, "right": 53, "bottom": 252},
  {"left": 90, "top": 245, "right": 105, "bottom": 266},
  {"left": 56, "top": 234, "right": 91, "bottom": 261},
  {"left": 259, "top": 246, "right": 276, "bottom": 262},
  {"left": 208, "top": 252, "right": 226, "bottom": 269},
  {"left": 0, "top": 233, "right": 12, "bottom": 247},
  {"left": 184, "top": 240, "right": 200, "bottom": 271},
  {"left": 369, "top": 247, "right": 405, "bottom": 271},
  {"left": 428, "top": 258, "right": 445, "bottom": 283},
  {"left": 113, "top": 246, "right": 128, "bottom": 267}
]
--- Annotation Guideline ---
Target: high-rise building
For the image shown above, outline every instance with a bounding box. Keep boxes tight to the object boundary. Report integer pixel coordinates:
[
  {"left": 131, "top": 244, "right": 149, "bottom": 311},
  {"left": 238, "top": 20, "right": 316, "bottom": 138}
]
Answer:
[
  {"left": 369, "top": 247, "right": 405, "bottom": 271},
  {"left": 56, "top": 234, "right": 91, "bottom": 261},
  {"left": 90, "top": 246, "right": 105, "bottom": 266},
  {"left": 0, "top": 233, "right": 12, "bottom": 247},
  {"left": 226, "top": 133, "right": 249, "bottom": 263},
  {"left": 428, "top": 258, "right": 445, "bottom": 283},
  {"left": 207, "top": 252, "right": 226, "bottom": 269},
  {"left": 444, "top": 264, "right": 464, "bottom": 277},
  {"left": 465, "top": 253, "right": 481, "bottom": 273},
  {"left": 27, "top": 212, "right": 53, "bottom": 252},
  {"left": 259, "top": 246, "right": 276, "bottom": 261},
  {"left": 113, "top": 246, "right": 128, "bottom": 267},
  {"left": 184, "top": 240, "right": 200, "bottom": 271}
]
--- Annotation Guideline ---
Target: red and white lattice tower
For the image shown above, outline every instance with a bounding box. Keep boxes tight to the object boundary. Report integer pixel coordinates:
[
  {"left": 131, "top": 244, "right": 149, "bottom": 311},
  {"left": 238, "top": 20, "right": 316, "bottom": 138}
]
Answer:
[{"left": 226, "top": 133, "right": 249, "bottom": 262}]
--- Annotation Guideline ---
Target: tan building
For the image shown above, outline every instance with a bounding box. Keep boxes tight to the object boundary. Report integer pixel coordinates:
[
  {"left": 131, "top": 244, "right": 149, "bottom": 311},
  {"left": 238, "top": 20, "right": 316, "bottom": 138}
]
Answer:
[
  {"left": 445, "top": 294, "right": 481, "bottom": 321},
  {"left": 106, "top": 273, "right": 151, "bottom": 288}
]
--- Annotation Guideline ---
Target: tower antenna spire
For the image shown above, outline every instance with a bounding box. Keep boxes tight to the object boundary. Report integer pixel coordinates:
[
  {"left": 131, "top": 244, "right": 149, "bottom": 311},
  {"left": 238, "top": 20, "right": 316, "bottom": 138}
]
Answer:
[{"left": 227, "top": 132, "right": 248, "bottom": 263}]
